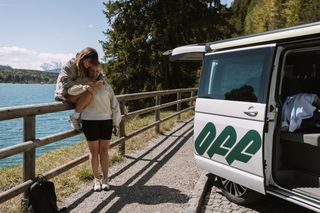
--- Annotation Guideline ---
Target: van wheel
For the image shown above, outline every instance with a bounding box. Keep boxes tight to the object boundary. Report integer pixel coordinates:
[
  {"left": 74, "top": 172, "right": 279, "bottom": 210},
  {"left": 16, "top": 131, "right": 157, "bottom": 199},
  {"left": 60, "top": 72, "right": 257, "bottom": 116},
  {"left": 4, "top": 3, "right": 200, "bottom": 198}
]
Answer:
[{"left": 217, "top": 177, "right": 261, "bottom": 205}]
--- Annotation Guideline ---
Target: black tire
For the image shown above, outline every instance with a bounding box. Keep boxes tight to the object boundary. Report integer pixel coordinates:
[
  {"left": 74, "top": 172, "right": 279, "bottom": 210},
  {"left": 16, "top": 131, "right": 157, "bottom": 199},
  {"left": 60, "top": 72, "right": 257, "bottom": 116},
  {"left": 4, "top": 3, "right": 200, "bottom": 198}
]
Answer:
[{"left": 217, "top": 177, "right": 262, "bottom": 205}]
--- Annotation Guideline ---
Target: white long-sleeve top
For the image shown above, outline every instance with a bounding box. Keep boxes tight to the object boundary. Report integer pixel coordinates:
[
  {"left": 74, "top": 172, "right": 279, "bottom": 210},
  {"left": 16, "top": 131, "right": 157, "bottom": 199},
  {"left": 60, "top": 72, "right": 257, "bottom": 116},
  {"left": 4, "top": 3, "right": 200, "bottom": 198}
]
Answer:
[
  {"left": 68, "top": 77, "right": 121, "bottom": 126},
  {"left": 282, "top": 93, "right": 317, "bottom": 132}
]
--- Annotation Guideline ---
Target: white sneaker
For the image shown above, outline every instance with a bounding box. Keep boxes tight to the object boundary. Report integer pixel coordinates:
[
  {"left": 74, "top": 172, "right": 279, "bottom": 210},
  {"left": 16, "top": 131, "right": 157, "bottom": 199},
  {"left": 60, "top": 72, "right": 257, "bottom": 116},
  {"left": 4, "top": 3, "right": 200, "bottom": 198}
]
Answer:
[
  {"left": 69, "top": 115, "right": 82, "bottom": 131},
  {"left": 101, "top": 178, "right": 110, "bottom": 191},
  {"left": 93, "top": 179, "right": 101, "bottom": 191}
]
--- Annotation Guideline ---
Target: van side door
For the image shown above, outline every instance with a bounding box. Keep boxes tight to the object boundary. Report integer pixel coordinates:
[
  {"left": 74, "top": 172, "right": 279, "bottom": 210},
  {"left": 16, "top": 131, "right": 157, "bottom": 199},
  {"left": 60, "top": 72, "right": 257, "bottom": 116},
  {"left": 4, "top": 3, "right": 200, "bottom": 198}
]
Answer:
[{"left": 194, "top": 44, "right": 275, "bottom": 194}]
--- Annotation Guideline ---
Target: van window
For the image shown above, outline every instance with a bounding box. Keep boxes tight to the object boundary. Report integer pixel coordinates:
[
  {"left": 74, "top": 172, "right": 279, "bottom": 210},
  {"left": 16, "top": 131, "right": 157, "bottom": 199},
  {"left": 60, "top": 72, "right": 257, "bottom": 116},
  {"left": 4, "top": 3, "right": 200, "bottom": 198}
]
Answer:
[
  {"left": 281, "top": 49, "right": 320, "bottom": 100},
  {"left": 198, "top": 47, "right": 274, "bottom": 103}
]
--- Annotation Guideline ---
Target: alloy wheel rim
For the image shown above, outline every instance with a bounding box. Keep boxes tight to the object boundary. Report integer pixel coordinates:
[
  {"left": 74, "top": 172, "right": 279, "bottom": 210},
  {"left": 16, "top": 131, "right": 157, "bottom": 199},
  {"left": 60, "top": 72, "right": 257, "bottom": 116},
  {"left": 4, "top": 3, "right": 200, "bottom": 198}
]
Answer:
[{"left": 221, "top": 178, "right": 247, "bottom": 197}]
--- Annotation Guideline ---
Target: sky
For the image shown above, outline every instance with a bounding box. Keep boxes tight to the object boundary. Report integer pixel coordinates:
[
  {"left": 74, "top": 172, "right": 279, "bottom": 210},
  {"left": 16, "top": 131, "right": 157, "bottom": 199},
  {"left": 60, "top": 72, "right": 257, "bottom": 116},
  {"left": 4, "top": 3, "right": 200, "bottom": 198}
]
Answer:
[
  {"left": 0, "top": 0, "right": 233, "bottom": 71},
  {"left": 0, "top": 0, "right": 106, "bottom": 70}
]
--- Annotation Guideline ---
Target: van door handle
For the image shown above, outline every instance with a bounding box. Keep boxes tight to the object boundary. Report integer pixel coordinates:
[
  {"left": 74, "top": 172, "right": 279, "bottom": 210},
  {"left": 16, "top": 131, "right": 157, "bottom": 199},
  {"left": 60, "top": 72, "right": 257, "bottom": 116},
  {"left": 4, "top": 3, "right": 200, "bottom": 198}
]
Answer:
[{"left": 244, "top": 106, "right": 258, "bottom": 117}]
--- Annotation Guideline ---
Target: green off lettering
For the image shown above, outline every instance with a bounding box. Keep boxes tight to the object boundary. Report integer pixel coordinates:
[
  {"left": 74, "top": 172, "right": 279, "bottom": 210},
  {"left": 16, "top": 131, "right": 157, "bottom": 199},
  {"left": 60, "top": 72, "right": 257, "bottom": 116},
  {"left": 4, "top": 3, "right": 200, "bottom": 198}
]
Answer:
[
  {"left": 225, "top": 130, "right": 261, "bottom": 165},
  {"left": 195, "top": 122, "right": 262, "bottom": 165},
  {"left": 194, "top": 122, "right": 216, "bottom": 155},
  {"left": 207, "top": 126, "right": 236, "bottom": 158}
]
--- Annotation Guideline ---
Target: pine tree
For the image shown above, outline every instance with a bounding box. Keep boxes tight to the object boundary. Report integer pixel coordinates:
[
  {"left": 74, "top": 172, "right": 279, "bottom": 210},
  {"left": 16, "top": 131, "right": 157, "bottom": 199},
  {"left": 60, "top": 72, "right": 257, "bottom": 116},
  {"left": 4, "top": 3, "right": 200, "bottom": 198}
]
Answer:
[
  {"left": 229, "top": 0, "right": 256, "bottom": 36},
  {"left": 244, "top": 0, "right": 284, "bottom": 34},
  {"left": 300, "top": 0, "right": 320, "bottom": 24},
  {"left": 231, "top": 0, "right": 319, "bottom": 35},
  {"left": 102, "top": 0, "right": 233, "bottom": 95},
  {"left": 282, "top": 0, "right": 303, "bottom": 27}
]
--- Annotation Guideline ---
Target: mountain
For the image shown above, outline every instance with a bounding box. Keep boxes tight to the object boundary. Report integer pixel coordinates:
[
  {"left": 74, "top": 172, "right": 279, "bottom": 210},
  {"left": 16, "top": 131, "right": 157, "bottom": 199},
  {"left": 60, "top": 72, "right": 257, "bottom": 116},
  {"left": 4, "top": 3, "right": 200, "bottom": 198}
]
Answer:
[
  {"left": 0, "top": 65, "right": 13, "bottom": 71},
  {"left": 40, "top": 62, "right": 62, "bottom": 73}
]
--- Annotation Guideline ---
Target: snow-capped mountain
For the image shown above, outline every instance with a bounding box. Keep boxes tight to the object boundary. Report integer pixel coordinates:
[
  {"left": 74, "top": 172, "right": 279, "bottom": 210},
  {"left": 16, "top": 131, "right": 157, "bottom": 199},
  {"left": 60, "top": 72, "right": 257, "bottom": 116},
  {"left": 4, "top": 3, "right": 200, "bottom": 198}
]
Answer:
[{"left": 40, "top": 62, "right": 62, "bottom": 73}]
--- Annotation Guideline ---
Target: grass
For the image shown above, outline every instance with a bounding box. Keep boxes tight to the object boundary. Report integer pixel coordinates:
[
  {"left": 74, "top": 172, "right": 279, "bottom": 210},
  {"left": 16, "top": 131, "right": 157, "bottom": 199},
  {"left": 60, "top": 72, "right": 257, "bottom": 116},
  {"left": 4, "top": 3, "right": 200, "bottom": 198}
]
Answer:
[{"left": 0, "top": 109, "right": 194, "bottom": 212}]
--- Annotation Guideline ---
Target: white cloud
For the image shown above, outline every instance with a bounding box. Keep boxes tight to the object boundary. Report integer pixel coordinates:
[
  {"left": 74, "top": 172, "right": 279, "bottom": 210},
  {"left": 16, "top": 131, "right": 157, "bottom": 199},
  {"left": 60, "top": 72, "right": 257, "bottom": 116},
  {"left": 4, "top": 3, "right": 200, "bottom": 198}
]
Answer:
[
  {"left": 89, "top": 24, "right": 94, "bottom": 28},
  {"left": 38, "top": 52, "right": 74, "bottom": 61},
  {"left": 0, "top": 46, "right": 74, "bottom": 70},
  {"left": 0, "top": 46, "right": 36, "bottom": 55}
]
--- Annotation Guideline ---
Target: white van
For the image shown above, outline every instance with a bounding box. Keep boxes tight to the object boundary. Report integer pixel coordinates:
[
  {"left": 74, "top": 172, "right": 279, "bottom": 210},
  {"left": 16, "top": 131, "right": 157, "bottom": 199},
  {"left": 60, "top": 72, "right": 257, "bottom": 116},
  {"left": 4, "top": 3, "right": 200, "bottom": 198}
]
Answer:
[{"left": 168, "top": 22, "right": 320, "bottom": 212}]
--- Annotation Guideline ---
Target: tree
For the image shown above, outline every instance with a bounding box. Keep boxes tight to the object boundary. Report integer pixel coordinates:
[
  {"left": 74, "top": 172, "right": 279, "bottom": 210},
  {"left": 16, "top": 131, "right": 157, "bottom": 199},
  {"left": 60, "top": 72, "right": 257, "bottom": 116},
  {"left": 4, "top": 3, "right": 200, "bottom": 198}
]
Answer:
[
  {"left": 281, "top": 0, "right": 320, "bottom": 26},
  {"left": 244, "top": 0, "right": 285, "bottom": 34},
  {"left": 282, "top": 0, "right": 303, "bottom": 27},
  {"left": 229, "top": 0, "right": 256, "bottom": 36},
  {"left": 297, "top": 0, "right": 320, "bottom": 24},
  {"left": 231, "top": 0, "right": 320, "bottom": 35},
  {"left": 102, "top": 0, "right": 233, "bottom": 95}
]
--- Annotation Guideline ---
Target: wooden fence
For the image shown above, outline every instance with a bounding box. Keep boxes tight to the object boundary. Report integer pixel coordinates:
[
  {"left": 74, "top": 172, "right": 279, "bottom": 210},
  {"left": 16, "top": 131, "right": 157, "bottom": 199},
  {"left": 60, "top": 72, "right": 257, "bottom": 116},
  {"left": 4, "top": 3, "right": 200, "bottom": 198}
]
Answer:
[{"left": 0, "top": 88, "right": 197, "bottom": 206}]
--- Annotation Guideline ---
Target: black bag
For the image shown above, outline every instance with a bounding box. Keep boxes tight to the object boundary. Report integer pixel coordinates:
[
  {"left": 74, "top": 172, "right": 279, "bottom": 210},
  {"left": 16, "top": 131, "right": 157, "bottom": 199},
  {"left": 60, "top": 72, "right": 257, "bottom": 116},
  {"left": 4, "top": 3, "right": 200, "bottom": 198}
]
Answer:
[{"left": 28, "top": 175, "right": 59, "bottom": 213}]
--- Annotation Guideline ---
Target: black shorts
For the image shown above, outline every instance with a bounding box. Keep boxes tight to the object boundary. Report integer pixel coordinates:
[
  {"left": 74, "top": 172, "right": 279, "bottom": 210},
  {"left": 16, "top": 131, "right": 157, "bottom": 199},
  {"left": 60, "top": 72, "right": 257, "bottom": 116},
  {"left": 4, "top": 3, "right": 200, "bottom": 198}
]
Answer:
[{"left": 82, "top": 120, "right": 113, "bottom": 141}]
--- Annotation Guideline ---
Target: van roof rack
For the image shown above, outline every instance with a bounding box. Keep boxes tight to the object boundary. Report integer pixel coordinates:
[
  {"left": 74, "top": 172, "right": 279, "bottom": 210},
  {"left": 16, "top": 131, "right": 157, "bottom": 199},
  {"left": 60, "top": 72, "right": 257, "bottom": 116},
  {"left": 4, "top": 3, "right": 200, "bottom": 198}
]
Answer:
[
  {"left": 164, "top": 22, "right": 320, "bottom": 62},
  {"left": 207, "top": 21, "right": 320, "bottom": 52}
]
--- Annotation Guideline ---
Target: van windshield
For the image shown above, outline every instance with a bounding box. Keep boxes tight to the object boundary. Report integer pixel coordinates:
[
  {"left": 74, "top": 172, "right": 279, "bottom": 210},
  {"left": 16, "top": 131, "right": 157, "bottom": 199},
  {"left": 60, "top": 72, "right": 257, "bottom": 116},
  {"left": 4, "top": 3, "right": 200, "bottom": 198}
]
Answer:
[{"left": 198, "top": 46, "right": 274, "bottom": 103}]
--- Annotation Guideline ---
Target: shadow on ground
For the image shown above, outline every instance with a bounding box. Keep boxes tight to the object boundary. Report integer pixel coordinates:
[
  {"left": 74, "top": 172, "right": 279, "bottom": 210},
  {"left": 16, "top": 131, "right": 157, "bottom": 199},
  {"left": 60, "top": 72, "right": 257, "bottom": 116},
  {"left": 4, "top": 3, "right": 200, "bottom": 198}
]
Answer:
[{"left": 66, "top": 120, "right": 194, "bottom": 213}]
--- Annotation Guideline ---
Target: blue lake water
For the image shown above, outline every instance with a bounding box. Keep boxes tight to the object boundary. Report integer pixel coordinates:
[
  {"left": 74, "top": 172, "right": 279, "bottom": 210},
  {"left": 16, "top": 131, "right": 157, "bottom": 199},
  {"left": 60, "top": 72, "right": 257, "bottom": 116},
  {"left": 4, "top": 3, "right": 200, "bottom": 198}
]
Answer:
[{"left": 0, "top": 83, "right": 84, "bottom": 167}]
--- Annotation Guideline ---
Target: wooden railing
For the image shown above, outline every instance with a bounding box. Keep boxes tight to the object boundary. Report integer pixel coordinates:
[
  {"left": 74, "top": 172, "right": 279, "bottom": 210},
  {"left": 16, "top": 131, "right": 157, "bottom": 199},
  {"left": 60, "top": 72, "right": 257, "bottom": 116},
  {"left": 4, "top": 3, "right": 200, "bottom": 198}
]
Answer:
[{"left": 0, "top": 88, "right": 197, "bottom": 206}]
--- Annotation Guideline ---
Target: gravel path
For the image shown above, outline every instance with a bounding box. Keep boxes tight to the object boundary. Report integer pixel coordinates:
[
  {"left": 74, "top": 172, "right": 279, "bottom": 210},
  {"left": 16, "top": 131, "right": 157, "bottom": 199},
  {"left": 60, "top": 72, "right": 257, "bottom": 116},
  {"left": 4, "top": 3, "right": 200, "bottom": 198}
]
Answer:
[
  {"left": 62, "top": 120, "right": 202, "bottom": 213},
  {"left": 201, "top": 177, "right": 315, "bottom": 213}
]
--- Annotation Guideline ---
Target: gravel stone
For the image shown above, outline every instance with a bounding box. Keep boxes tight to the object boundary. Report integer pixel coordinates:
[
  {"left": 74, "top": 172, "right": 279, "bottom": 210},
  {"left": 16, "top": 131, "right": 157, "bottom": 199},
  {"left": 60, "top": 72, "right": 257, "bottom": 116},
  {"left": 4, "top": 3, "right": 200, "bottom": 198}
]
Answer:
[
  {"left": 61, "top": 120, "right": 202, "bottom": 213},
  {"left": 201, "top": 183, "right": 315, "bottom": 213}
]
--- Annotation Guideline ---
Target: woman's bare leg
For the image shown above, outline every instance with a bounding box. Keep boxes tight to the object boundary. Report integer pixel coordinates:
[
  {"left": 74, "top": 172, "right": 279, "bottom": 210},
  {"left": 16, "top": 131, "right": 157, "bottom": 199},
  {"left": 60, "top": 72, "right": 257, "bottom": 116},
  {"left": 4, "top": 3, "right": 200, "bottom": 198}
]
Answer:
[
  {"left": 99, "top": 140, "right": 110, "bottom": 179},
  {"left": 87, "top": 140, "right": 100, "bottom": 180}
]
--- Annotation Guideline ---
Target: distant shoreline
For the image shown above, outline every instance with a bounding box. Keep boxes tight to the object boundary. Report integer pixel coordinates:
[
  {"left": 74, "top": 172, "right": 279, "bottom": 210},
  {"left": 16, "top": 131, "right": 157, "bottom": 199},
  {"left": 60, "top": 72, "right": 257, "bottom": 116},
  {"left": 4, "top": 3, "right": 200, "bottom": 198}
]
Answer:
[{"left": 0, "top": 69, "right": 58, "bottom": 84}]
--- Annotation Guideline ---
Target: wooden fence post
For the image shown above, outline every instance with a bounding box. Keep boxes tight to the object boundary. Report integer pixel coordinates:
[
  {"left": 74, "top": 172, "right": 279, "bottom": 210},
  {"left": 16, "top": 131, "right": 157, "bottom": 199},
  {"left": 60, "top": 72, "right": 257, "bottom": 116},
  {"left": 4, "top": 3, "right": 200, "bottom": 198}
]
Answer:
[
  {"left": 21, "top": 115, "right": 36, "bottom": 210},
  {"left": 119, "top": 101, "right": 126, "bottom": 156},
  {"left": 190, "top": 90, "right": 195, "bottom": 107},
  {"left": 177, "top": 91, "right": 181, "bottom": 120},
  {"left": 155, "top": 95, "right": 161, "bottom": 133}
]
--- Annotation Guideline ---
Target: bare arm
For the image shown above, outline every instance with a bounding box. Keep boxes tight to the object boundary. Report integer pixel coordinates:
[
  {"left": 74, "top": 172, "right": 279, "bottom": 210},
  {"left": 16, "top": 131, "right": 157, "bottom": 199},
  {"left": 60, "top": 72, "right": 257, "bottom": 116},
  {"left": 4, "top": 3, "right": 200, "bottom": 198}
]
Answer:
[{"left": 86, "top": 80, "right": 104, "bottom": 89}]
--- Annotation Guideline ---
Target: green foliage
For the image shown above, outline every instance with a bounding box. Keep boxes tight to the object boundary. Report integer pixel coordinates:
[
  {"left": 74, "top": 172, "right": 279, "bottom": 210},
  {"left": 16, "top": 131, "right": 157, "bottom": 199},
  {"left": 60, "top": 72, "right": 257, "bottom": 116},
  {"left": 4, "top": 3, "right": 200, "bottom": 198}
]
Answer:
[
  {"left": 300, "top": 0, "right": 320, "bottom": 24},
  {"left": 283, "top": 0, "right": 303, "bottom": 27},
  {"left": 110, "top": 154, "right": 124, "bottom": 165},
  {"left": 76, "top": 168, "right": 92, "bottom": 181},
  {"left": 0, "top": 69, "right": 58, "bottom": 84},
  {"left": 229, "top": 0, "right": 256, "bottom": 36},
  {"left": 100, "top": 0, "right": 320, "bottom": 107},
  {"left": 244, "top": 0, "right": 285, "bottom": 34},
  {"left": 102, "top": 0, "right": 233, "bottom": 95},
  {"left": 230, "top": 0, "right": 320, "bottom": 35}
]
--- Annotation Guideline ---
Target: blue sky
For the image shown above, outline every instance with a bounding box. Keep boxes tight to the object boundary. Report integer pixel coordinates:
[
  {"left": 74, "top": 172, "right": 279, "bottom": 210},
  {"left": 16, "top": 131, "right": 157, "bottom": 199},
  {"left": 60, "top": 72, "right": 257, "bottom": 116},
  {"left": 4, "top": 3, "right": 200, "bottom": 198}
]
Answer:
[
  {"left": 0, "top": 0, "right": 232, "bottom": 70},
  {"left": 0, "top": 0, "right": 106, "bottom": 70}
]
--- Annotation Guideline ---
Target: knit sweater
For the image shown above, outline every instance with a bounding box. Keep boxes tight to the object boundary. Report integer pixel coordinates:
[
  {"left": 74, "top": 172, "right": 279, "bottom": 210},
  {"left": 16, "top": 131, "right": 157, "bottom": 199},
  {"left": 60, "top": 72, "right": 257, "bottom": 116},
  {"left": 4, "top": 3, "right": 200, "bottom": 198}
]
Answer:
[
  {"left": 68, "top": 77, "right": 121, "bottom": 126},
  {"left": 83, "top": 85, "right": 121, "bottom": 126}
]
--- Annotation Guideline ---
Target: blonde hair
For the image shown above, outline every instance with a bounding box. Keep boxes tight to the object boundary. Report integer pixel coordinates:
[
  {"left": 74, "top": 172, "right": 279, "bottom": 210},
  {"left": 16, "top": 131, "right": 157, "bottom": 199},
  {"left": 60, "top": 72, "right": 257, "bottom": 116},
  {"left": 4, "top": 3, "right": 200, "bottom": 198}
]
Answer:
[{"left": 75, "top": 47, "right": 99, "bottom": 77}]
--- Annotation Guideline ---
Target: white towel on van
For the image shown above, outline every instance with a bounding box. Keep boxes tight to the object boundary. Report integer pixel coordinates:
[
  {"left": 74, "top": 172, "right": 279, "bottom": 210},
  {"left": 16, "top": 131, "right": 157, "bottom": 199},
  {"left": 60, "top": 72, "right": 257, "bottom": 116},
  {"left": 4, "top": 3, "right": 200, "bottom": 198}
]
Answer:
[{"left": 282, "top": 93, "right": 317, "bottom": 132}]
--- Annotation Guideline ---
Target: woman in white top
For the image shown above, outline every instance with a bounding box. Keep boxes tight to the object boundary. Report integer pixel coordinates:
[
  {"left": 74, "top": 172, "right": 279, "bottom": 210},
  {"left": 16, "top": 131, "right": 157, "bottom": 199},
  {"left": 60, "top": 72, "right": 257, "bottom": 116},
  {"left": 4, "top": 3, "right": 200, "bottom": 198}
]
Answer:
[
  {"left": 68, "top": 64, "right": 121, "bottom": 191},
  {"left": 55, "top": 47, "right": 106, "bottom": 131}
]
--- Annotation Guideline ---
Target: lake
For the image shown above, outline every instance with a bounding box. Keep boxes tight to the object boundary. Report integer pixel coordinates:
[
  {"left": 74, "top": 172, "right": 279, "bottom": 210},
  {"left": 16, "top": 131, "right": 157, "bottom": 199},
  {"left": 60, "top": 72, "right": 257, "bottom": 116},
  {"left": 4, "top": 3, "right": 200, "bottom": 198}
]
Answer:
[{"left": 0, "top": 83, "right": 84, "bottom": 167}]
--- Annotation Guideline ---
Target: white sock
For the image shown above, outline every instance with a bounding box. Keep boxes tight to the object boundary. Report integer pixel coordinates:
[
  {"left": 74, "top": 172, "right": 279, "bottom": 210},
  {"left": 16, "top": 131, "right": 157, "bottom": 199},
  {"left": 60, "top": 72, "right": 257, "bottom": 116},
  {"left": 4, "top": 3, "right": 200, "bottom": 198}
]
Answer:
[{"left": 73, "top": 112, "right": 80, "bottom": 119}]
